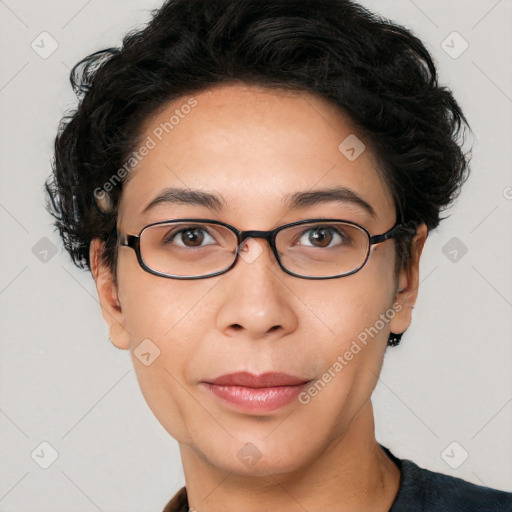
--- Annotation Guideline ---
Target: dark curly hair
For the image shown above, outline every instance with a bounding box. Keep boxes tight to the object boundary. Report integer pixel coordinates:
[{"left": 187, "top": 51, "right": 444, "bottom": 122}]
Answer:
[{"left": 46, "top": 0, "right": 471, "bottom": 276}]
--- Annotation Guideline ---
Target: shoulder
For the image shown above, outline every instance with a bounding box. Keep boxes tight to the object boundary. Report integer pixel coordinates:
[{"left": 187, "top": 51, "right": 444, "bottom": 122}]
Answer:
[
  {"left": 164, "top": 449, "right": 512, "bottom": 512},
  {"left": 162, "top": 486, "right": 188, "bottom": 512},
  {"left": 382, "top": 446, "right": 512, "bottom": 512}
]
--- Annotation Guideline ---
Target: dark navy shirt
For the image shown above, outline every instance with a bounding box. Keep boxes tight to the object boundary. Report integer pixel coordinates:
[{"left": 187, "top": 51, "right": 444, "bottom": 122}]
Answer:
[
  {"left": 163, "top": 444, "right": 512, "bottom": 511},
  {"left": 381, "top": 445, "right": 512, "bottom": 511}
]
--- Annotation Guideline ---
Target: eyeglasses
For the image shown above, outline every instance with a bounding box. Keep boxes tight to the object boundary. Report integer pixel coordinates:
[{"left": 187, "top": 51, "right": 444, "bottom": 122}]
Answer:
[{"left": 118, "top": 218, "right": 404, "bottom": 280}]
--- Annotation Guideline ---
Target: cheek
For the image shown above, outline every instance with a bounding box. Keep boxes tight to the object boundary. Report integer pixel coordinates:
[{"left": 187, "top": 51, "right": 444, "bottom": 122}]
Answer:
[
  {"left": 115, "top": 255, "right": 232, "bottom": 439},
  {"left": 289, "top": 262, "right": 396, "bottom": 433},
  {"left": 116, "top": 252, "right": 212, "bottom": 342},
  {"left": 128, "top": 343, "right": 198, "bottom": 443},
  {"left": 297, "top": 249, "right": 396, "bottom": 345},
  {"left": 115, "top": 260, "right": 207, "bottom": 442}
]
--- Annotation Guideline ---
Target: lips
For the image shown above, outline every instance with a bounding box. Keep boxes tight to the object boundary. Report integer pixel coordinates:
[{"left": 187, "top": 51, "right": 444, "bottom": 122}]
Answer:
[
  {"left": 202, "top": 372, "right": 311, "bottom": 413},
  {"left": 206, "top": 371, "right": 310, "bottom": 388}
]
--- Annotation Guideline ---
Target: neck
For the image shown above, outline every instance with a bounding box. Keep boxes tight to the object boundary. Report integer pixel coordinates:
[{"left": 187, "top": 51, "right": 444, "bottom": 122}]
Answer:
[{"left": 179, "top": 400, "right": 400, "bottom": 512}]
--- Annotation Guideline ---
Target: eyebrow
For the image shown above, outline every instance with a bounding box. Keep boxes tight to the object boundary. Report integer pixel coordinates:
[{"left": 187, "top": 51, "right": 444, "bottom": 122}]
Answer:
[
  {"left": 142, "top": 186, "right": 376, "bottom": 217},
  {"left": 142, "top": 188, "right": 227, "bottom": 213},
  {"left": 283, "top": 187, "right": 376, "bottom": 217}
]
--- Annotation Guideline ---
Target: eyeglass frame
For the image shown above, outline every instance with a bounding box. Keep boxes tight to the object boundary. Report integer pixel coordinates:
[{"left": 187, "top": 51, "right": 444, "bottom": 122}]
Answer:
[{"left": 117, "top": 217, "right": 406, "bottom": 280}]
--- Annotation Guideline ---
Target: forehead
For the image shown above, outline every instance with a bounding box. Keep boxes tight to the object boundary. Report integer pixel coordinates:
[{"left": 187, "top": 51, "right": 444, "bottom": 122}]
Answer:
[{"left": 118, "top": 83, "right": 395, "bottom": 228}]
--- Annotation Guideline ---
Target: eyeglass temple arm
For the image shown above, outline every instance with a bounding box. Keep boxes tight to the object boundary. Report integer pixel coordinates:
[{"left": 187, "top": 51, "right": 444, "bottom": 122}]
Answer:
[
  {"left": 369, "top": 223, "right": 405, "bottom": 245},
  {"left": 118, "top": 232, "right": 139, "bottom": 248}
]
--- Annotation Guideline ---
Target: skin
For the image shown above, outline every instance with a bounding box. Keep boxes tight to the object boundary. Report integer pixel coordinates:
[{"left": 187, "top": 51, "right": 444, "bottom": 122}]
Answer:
[{"left": 90, "top": 83, "right": 427, "bottom": 512}]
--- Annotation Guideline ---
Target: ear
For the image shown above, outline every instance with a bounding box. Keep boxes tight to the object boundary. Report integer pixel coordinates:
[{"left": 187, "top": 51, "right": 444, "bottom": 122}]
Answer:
[
  {"left": 389, "top": 223, "right": 428, "bottom": 335},
  {"left": 90, "top": 238, "right": 130, "bottom": 350}
]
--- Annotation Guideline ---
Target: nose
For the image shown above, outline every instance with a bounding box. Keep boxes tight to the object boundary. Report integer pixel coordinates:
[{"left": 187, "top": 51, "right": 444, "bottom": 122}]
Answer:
[{"left": 214, "top": 237, "right": 298, "bottom": 340}]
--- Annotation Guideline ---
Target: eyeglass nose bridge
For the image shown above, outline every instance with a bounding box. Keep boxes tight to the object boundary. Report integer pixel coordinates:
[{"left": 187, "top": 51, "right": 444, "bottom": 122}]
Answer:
[{"left": 235, "top": 229, "right": 279, "bottom": 260}]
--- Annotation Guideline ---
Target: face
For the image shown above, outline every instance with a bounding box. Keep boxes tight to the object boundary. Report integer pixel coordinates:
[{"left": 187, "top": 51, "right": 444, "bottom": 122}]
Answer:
[{"left": 92, "top": 83, "right": 426, "bottom": 476}]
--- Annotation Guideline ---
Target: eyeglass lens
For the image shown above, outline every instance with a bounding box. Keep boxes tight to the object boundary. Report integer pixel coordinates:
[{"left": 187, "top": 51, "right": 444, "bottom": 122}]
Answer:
[{"left": 138, "top": 221, "right": 370, "bottom": 278}]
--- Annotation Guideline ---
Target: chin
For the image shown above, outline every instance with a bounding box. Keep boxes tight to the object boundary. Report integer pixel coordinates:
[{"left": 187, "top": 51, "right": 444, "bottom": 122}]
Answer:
[{"left": 196, "top": 435, "right": 313, "bottom": 478}]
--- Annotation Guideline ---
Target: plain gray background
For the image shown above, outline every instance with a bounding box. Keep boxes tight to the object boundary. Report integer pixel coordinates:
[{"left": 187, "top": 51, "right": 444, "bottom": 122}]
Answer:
[{"left": 0, "top": 0, "right": 511, "bottom": 510}]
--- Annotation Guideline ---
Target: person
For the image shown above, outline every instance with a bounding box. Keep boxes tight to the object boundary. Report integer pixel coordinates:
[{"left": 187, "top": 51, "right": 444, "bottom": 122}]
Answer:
[{"left": 46, "top": 0, "right": 512, "bottom": 510}]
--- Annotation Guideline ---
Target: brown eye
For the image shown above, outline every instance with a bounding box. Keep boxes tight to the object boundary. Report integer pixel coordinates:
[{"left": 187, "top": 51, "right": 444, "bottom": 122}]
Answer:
[
  {"left": 178, "top": 228, "right": 205, "bottom": 247},
  {"left": 162, "top": 226, "right": 216, "bottom": 248},
  {"left": 298, "top": 225, "right": 351, "bottom": 248},
  {"left": 307, "top": 227, "right": 332, "bottom": 247}
]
